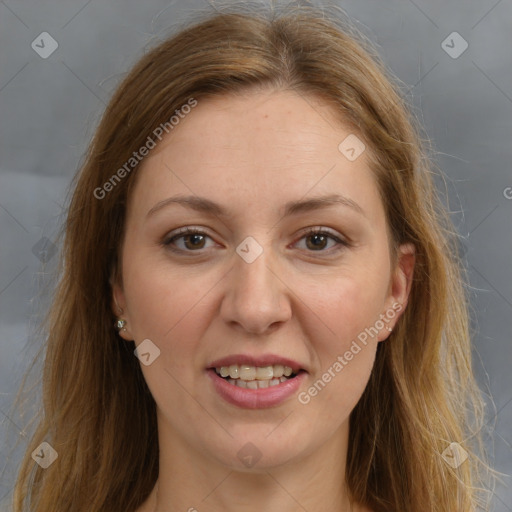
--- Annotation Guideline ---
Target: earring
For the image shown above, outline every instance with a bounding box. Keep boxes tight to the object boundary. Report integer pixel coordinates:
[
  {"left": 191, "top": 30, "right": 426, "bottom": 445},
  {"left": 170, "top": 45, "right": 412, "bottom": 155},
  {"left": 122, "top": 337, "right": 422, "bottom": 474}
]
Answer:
[
  {"left": 385, "top": 326, "right": 393, "bottom": 332},
  {"left": 115, "top": 318, "right": 127, "bottom": 332}
]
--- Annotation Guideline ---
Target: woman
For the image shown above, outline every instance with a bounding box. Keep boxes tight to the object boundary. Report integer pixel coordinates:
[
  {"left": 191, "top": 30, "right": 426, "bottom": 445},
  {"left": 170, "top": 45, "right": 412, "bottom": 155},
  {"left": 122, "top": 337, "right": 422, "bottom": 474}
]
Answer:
[{"left": 13, "top": 4, "right": 493, "bottom": 511}]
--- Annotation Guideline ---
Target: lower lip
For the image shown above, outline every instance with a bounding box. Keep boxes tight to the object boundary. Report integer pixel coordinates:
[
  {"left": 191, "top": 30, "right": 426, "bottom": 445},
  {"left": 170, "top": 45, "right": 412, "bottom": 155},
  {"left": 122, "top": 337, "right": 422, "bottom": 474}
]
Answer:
[{"left": 207, "top": 369, "right": 307, "bottom": 409}]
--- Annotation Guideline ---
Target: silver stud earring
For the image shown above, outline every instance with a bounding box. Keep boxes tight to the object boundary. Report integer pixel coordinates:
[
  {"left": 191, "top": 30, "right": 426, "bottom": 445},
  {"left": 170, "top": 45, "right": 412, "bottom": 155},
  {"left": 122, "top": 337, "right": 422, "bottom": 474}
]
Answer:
[
  {"left": 115, "top": 318, "right": 127, "bottom": 332},
  {"left": 385, "top": 326, "right": 393, "bottom": 332}
]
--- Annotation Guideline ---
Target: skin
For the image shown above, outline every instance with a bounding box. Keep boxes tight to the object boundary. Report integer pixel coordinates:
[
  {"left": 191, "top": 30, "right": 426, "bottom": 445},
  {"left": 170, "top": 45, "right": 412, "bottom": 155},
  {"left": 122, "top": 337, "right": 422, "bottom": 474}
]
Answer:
[{"left": 112, "top": 89, "right": 415, "bottom": 512}]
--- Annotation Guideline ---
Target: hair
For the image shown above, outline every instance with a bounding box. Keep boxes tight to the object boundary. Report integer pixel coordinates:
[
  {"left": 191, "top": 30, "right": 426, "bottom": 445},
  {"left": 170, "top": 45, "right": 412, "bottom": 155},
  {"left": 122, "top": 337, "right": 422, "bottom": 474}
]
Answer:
[{"left": 11, "top": 2, "right": 494, "bottom": 511}]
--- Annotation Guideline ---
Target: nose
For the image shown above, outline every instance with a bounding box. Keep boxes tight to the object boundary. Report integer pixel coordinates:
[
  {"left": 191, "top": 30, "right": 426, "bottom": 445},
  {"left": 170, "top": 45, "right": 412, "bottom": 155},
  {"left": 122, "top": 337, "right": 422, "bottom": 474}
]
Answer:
[{"left": 220, "top": 244, "right": 292, "bottom": 335}]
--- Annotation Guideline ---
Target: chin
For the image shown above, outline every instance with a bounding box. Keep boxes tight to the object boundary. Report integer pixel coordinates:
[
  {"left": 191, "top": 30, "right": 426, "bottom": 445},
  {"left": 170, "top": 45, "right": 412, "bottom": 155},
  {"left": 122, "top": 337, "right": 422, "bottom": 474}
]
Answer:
[{"left": 203, "top": 428, "right": 313, "bottom": 471}]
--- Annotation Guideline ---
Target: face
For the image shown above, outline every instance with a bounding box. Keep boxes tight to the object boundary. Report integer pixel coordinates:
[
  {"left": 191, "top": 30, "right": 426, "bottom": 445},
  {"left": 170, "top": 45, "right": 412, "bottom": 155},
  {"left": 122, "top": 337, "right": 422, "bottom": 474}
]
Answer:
[{"left": 113, "top": 89, "right": 414, "bottom": 470}]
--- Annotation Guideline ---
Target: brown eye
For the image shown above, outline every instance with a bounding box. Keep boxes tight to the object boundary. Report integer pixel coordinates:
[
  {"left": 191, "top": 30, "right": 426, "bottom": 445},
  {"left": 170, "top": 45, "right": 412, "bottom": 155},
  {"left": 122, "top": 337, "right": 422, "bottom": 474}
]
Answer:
[
  {"left": 295, "top": 228, "right": 348, "bottom": 254},
  {"left": 305, "top": 232, "right": 329, "bottom": 250},
  {"left": 182, "top": 233, "right": 206, "bottom": 250},
  {"left": 163, "top": 228, "right": 215, "bottom": 252}
]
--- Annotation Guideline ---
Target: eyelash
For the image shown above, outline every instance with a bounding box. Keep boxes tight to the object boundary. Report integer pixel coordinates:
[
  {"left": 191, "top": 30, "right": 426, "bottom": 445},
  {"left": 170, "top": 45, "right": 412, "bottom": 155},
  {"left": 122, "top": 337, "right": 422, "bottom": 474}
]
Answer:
[{"left": 162, "top": 226, "right": 350, "bottom": 256}]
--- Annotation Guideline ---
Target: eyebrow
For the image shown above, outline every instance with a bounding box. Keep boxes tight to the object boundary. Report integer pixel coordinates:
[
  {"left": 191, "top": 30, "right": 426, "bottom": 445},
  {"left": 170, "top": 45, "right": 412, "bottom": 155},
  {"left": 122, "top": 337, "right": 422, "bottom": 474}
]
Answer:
[{"left": 146, "top": 193, "right": 365, "bottom": 220}]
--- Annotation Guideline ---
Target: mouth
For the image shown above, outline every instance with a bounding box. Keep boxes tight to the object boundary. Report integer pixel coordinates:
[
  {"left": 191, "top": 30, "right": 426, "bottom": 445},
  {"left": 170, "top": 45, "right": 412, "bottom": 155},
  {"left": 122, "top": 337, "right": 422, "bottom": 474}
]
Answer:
[
  {"left": 213, "top": 363, "right": 302, "bottom": 389},
  {"left": 206, "top": 355, "right": 308, "bottom": 409}
]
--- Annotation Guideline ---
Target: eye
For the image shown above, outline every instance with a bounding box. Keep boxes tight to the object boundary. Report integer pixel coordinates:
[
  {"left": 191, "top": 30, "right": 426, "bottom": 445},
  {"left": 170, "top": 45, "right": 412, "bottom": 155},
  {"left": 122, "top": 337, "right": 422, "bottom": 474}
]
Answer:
[
  {"left": 162, "top": 226, "right": 349, "bottom": 255},
  {"left": 294, "top": 227, "right": 349, "bottom": 253},
  {"left": 163, "top": 227, "right": 216, "bottom": 252}
]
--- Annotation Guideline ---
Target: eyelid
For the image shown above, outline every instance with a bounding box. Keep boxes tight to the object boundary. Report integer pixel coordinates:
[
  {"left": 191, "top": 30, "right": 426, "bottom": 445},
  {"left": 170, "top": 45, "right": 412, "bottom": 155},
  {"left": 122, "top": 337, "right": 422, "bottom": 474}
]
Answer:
[
  {"left": 165, "top": 226, "right": 212, "bottom": 238},
  {"left": 298, "top": 226, "right": 348, "bottom": 242}
]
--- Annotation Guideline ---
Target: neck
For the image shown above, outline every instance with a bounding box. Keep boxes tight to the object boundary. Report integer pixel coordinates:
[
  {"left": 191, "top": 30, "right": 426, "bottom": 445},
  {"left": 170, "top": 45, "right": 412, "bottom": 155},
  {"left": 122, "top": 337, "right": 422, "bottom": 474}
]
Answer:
[{"left": 148, "top": 417, "right": 359, "bottom": 512}]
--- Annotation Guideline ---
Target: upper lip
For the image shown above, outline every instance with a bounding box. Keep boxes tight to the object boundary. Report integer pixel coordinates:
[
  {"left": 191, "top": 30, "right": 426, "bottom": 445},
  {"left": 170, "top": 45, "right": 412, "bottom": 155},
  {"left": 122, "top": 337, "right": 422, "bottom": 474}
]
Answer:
[{"left": 208, "top": 354, "right": 306, "bottom": 374}]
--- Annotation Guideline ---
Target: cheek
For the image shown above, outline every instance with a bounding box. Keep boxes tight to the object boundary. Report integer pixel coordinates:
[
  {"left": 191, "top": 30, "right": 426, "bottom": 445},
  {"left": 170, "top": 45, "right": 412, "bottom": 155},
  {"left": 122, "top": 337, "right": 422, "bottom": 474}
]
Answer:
[
  {"left": 122, "top": 251, "right": 209, "bottom": 339},
  {"left": 295, "top": 261, "right": 389, "bottom": 416},
  {"left": 303, "top": 262, "right": 390, "bottom": 356},
  {"left": 121, "top": 260, "right": 210, "bottom": 411},
  {"left": 121, "top": 256, "right": 216, "bottom": 391},
  {"left": 299, "top": 281, "right": 379, "bottom": 430}
]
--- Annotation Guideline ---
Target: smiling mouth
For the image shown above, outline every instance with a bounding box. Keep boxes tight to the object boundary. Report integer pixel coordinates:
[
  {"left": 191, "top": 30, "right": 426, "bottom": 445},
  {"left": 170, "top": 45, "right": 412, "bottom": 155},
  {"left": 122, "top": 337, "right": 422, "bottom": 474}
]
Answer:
[{"left": 213, "top": 363, "right": 300, "bottom": 389}]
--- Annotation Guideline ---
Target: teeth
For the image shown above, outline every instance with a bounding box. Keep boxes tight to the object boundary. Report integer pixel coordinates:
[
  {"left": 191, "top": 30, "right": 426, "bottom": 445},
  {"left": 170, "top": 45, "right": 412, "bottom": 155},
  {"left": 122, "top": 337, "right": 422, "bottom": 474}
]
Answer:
[
  {"left": 215, "top": 364, "right": 296, "bottom": 381},
  {"left": 239, "top": 365, "right": 256, "bottom": 380},
  {"left": 226, "top": 376, "right": 289, "bottom": 388},
  {"left": 255, "top": 366, "right": 273, "bottom": 380},
  {"left": 272, "top": 365, "right": 284, "bottom": 378}
]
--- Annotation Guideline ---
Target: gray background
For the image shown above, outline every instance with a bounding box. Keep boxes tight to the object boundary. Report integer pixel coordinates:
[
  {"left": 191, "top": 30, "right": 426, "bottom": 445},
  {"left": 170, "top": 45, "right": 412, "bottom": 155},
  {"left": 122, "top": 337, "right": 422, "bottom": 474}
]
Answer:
[{"left": 0, "top": 0, "right": 511, "bottom": 510}]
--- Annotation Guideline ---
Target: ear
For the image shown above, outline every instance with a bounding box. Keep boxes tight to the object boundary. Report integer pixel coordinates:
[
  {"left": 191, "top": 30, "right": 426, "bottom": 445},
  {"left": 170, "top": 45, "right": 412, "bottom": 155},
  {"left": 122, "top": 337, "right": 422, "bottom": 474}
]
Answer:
[
  {"left": 110, "top": 270, "right": 134, "bottom": 341},
  {"left": 379, "top": 242, "right": 415, "bottom": 340},
  {"left": 390, "top": 242, "right": 415, "bottom": 309}
]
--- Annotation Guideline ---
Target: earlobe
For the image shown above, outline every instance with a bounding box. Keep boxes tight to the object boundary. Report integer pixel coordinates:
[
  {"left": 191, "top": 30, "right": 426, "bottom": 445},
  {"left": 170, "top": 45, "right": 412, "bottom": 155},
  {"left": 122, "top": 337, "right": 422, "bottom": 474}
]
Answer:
[
  {"left": 115, "top": 317, "right": 133, "bottom": 341},
  {"left": 113, "top": 305, "right": 134, "bottom": 341},
  {"left": 111, "top": 277, "right": 133, "bottom": 341}
]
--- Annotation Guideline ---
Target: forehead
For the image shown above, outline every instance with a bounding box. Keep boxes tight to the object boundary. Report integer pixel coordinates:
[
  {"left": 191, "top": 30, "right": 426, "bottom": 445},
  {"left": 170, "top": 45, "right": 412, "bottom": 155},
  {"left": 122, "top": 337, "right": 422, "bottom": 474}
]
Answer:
[{"left": 128, "top": 89, "right": 383, "bottom": 222}]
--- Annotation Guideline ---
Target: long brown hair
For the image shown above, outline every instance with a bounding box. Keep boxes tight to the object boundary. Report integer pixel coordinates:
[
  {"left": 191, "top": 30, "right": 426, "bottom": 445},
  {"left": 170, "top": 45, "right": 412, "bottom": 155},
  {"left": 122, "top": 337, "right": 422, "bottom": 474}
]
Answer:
[{"left": 12, "top": 3, "right": 493, "bottom": 511}]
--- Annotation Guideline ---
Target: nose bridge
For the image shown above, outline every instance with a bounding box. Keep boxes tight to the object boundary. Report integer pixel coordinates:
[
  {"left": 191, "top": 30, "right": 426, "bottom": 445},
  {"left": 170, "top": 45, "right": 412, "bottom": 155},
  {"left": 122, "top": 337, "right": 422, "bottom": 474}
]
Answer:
[
  {"left": 221, "top": 235, "right": 291, "bottom": 333},
  {"left": 236, "top": 238, "right": 275, "bottom": 297}
]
